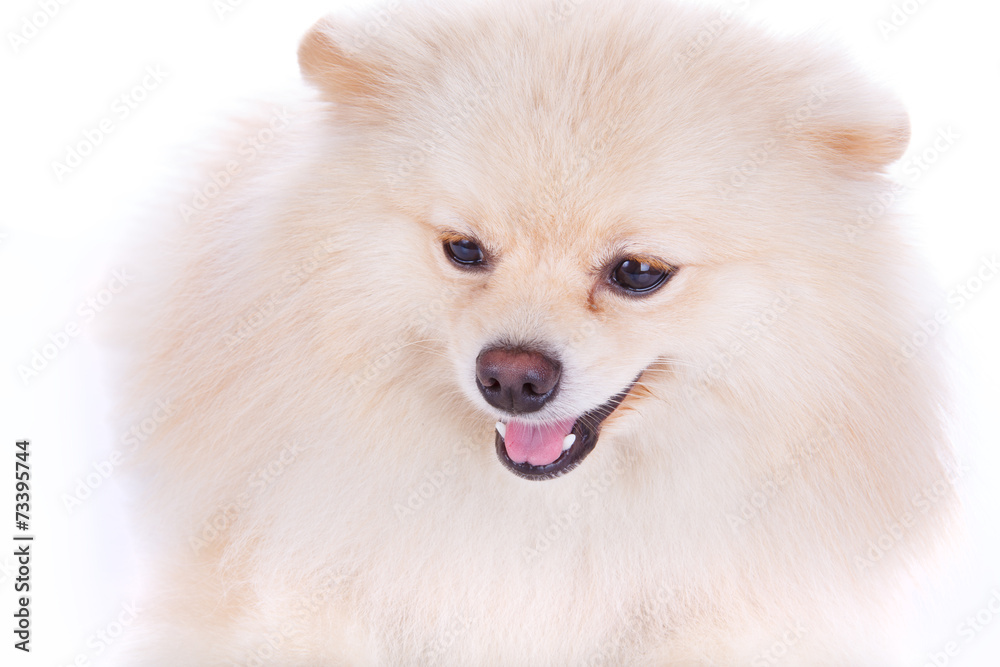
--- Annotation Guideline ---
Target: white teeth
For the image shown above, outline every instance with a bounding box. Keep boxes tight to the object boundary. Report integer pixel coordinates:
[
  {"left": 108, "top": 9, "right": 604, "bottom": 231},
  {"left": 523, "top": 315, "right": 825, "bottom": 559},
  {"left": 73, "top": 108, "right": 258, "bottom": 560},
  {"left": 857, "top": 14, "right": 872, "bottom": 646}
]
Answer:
[
  {"left": 562, "top": 434, "right": 576, "bottom": 451},
  {"left": 495, "top": 422, "right": 506, "bottom": 438}
]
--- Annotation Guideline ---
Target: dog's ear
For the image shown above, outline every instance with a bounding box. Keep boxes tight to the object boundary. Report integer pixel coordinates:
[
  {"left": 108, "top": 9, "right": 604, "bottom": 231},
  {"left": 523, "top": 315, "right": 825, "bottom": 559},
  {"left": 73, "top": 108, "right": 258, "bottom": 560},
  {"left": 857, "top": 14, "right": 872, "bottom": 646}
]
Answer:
[
  {"left": 795, "top": 83, "right": 911, "bottom": 173},
  {"left": 298, "top": 17, "right": 392, "bottom": 107},
  {"left": 806, "top": 109, "right": 910, "bottom": 172}
]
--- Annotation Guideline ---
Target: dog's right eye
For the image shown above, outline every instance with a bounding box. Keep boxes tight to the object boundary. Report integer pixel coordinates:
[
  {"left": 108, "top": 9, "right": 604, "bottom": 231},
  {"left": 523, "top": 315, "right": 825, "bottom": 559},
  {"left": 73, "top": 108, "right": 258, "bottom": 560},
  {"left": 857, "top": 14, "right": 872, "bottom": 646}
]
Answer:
[{"left": 444, "top": 238, "right": 485, "bottom": 267}]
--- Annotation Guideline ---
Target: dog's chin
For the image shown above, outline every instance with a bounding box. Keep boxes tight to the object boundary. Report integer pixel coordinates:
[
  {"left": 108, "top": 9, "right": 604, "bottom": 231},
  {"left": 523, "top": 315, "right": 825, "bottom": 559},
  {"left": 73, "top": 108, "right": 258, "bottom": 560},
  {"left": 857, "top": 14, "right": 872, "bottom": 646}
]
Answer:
[{"left": 494, "top": 374, "right": 641, "bottom": 481}]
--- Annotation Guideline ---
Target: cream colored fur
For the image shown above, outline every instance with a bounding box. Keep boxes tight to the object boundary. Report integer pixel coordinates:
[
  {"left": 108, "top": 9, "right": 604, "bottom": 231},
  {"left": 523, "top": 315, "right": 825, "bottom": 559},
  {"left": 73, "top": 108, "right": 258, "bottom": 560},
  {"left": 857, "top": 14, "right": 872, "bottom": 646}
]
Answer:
[{"left": 112, "top": 1, "right": 957, "bottom": 664}]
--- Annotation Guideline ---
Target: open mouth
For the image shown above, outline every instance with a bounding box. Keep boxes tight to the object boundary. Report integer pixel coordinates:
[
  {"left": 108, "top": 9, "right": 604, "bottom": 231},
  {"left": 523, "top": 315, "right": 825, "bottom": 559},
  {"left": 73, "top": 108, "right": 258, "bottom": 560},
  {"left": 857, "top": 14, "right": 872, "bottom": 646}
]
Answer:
[{"left": 494, "top": 374, "right": 640, "bottom": 480}]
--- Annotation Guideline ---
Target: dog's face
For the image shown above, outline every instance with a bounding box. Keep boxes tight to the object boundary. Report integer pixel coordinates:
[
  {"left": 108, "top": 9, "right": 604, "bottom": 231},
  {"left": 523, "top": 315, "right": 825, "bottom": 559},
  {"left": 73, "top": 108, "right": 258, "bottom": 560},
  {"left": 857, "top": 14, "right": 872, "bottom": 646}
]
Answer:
[
  {"left": 299, "top": 1, "right": 909, "bottom": 480},
  {"left": 427, "top": 203, "right": 686, "bottom": 479}
]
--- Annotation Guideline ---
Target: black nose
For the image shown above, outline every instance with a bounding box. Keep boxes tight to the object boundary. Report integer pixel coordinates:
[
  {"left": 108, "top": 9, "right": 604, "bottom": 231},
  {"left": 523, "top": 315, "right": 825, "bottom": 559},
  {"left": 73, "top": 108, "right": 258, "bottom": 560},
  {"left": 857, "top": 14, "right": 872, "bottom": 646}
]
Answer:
[{"left": 475, "top": 346, "right": 561, "bottom": 414}]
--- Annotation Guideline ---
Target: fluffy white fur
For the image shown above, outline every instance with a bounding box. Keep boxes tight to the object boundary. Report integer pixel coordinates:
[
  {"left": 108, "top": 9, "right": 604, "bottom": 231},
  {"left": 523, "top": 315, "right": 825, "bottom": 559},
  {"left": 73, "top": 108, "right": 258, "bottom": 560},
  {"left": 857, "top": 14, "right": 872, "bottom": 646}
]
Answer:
[{"left": 112, "top": 1, "right": 958, "bottom": 664}]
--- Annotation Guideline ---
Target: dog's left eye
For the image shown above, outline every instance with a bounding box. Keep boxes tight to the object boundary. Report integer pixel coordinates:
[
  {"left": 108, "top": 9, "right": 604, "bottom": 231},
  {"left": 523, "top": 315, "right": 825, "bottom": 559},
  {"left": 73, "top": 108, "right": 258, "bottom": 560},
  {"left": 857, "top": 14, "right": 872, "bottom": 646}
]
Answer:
[
  {"left": 444, "top": 238, "right": 485, "bottom": 266},
  {"left": 611, "top": 259, "right": 671, "bottom": 293}
]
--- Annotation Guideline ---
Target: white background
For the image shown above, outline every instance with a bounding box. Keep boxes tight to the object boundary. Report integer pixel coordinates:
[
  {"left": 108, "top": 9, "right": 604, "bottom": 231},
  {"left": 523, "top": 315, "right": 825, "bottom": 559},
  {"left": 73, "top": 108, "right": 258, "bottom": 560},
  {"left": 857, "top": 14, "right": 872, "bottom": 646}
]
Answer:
[{"left": 0, "top": 0, "right": 997, "bottom": 664}]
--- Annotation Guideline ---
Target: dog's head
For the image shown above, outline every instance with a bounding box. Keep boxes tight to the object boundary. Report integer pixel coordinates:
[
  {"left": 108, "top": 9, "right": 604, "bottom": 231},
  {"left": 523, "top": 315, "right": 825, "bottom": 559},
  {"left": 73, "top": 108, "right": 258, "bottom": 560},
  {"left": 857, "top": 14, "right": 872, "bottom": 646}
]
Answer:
[{"left": 299, "top": 0, "right": 910, "bottom": 480}]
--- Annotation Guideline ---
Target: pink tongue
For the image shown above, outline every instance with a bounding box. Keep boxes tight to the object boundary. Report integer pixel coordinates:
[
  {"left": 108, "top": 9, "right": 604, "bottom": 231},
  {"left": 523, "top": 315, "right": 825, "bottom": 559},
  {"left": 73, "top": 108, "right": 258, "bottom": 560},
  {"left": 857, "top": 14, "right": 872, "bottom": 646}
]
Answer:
[{"left": 503, "top": 418, "right": 577, "bottom": 466}]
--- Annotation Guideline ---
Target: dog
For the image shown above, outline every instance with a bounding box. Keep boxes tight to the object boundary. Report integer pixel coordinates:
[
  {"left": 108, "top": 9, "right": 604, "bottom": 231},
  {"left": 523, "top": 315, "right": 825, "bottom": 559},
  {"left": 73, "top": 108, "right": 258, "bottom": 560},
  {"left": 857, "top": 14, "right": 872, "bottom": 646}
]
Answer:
[{"left": 111, "top": 0, "right": 958, "bottom": 664}]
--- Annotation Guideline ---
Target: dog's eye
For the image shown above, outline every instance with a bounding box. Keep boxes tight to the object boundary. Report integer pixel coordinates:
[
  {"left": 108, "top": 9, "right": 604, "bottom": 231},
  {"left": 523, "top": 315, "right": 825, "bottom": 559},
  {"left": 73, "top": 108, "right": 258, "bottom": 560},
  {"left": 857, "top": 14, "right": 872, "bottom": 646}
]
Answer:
[
  {"left": 611, "top": 259, "right": 670, "bottom": 293},
  {"left": 444, "top": 238, "right": 485, "bottom": 266}
]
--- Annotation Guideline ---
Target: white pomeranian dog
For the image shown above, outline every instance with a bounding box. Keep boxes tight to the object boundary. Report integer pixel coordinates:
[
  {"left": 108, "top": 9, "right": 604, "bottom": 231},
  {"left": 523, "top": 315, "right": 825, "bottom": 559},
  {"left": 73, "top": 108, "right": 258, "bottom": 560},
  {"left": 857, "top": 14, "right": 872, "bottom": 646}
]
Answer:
[{"left": 112, "top": 1, "right": 959, "bottom": 664}]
